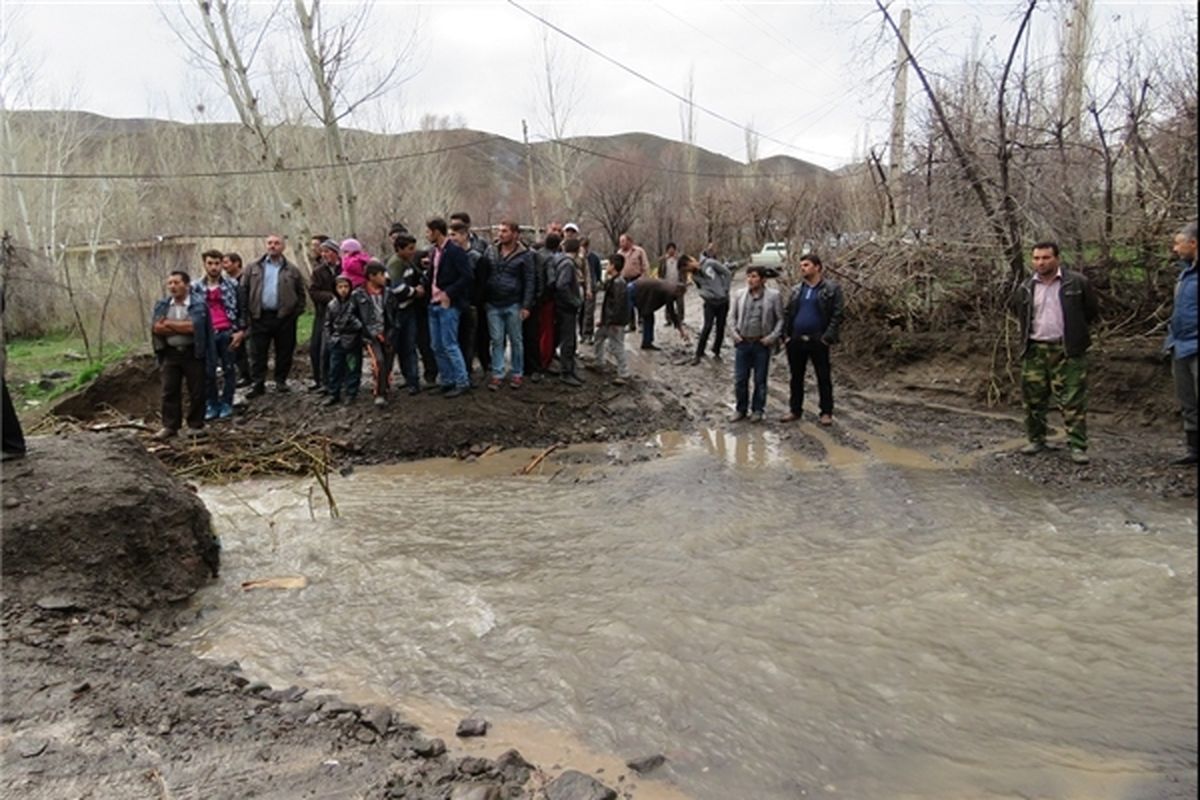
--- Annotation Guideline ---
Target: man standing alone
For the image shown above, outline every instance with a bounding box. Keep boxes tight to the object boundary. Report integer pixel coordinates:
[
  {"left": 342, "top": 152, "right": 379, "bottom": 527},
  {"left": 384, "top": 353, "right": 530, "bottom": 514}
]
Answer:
[
  {"left": 1165, "top": 222, "right": 1198, "bottom": 465},
  {"left": 730, "top": 266, "right": 784, "bottom": 423},
  {"left": 1011, "top": 241, "right": 1099, "bottom": 464},
  {"left": 239, "top": 234, "right": 307, "bottom": 397},
  {"left": 781, "top": 254, "right": 844, "bottom": 425}
]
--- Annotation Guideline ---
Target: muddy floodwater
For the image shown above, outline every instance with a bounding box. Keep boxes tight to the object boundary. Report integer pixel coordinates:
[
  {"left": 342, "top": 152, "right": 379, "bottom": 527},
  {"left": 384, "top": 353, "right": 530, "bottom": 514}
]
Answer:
[{"left": 183, "top": 431, "right": 1198, "bottom": 800}]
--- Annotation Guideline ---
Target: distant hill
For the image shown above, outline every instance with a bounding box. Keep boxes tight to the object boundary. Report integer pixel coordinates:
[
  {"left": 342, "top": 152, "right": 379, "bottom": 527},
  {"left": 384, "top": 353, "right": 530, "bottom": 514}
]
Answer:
[{"left": 2, "top": 110, "right": 833, "bottom": 244}]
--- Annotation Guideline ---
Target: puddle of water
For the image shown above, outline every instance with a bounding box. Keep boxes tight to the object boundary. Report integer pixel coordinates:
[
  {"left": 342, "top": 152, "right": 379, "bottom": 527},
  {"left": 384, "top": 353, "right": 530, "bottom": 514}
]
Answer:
[{"left": 184, "top": 443, "right": 1198, "bottom": 800}]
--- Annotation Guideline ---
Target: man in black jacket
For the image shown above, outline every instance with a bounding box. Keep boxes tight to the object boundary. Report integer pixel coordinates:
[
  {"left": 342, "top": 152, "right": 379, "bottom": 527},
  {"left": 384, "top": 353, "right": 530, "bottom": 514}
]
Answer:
[
  {"left": 780, "top": 253, "right": 845, "bottom": 425},
  {"left": 484, "top": 220, "right": 535, "bottom": 389},
  {"left": 387, "top": 233, "right": 426, "bottom": 396},
  {"left": 554, "top": 238, "right": 585, "bottom": 386},
  {"left": 307, "top": 239, "right": 339, "bottom": 392},
  {"left": 1010, "top": 241, "right": 1099, "bottom": 464},
  {"left": 449, "top": 220, "right": 490, "bottom": 382},
  {"left": 425, "top": 217, "right": 473, "bottom": 397},
  {"left": 239, "top": 234, "right": 307, "bottom": 397},
  {"left": 352, "top": 261, "right": 397, "bottom": 407}
]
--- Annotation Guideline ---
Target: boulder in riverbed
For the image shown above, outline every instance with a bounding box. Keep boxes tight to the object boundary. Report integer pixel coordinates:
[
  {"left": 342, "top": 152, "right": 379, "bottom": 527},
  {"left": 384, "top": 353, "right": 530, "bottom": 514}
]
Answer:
[{"left": 544, "top": 770, "right": 617, "bottom": 800}]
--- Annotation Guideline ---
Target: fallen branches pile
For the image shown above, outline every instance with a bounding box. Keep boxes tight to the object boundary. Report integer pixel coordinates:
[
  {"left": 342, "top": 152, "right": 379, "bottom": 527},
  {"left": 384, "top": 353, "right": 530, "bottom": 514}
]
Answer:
[{"left": 31, "top": 412, "right": 345, "bottom": 505}]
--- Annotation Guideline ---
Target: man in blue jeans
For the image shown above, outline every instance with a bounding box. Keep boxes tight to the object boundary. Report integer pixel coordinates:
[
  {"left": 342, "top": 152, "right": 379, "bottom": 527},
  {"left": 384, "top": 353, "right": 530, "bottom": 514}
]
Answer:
[
  {"left": 729, "top": 266, "right": 784, "bottom": 423},
  {"left": 424, "top": 217, "right": 473, "bottom": 398},
  {"left": 484, "top": 220, "right": 536, "bottom": 389},
  {"left": 192, "top": 248, "right": 243, "bottom": 420}
]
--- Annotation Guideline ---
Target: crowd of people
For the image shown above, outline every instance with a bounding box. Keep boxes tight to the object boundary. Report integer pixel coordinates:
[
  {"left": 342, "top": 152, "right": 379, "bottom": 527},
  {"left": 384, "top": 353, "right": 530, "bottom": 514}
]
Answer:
[{"left": 145, "top": 215, "right": 1198, "bottom": 467}]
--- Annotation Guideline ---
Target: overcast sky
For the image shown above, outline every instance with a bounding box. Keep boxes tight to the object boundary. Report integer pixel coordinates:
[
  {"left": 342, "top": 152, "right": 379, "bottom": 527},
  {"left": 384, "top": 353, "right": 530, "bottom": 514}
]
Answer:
[{"left": 4, "top": 0, "right": 1194, "bottom": 170}]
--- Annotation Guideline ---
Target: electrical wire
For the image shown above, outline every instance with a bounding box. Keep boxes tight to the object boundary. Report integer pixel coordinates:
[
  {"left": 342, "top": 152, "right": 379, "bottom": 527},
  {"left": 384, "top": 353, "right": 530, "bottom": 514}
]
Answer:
[
  {"left": 0, "top": 134, "right": 506, "bottom": 181},
  {"left": 505, "top": 0, "right": 846, "bottom": 163}
]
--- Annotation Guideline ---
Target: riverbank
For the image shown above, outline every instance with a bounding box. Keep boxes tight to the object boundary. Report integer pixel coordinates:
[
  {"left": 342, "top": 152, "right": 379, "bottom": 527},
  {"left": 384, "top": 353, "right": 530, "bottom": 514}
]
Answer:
[
  {"left": 3, "top": 323, "right": 1194, "bottom": 800},
  {"left": 1, "top": 433, "right": 634, "bottom": 800}
]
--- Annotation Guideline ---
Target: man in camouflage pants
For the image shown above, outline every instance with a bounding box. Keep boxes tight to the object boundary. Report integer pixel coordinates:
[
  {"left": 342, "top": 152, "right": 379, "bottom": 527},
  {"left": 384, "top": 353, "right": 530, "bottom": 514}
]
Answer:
[{"left": 1010, "top": 241, "right": 1099, "bottom": 464}]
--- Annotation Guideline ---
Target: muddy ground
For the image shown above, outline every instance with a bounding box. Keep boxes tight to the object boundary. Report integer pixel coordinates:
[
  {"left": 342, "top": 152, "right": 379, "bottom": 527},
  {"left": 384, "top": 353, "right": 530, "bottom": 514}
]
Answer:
[{"left": 4, "top": 315, "right": 1196, "bottom": 800}]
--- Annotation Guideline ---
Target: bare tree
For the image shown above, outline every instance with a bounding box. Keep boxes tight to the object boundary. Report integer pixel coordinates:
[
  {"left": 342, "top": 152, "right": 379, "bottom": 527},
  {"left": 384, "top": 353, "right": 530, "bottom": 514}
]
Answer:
[
  {"left": 291, "top": 0, "right": 411, "bottom": 236},
  {"left": 166, "top": 0, "right": 312, "bottom": 252},
  {"left": 581, "top": 158, "right": 650, "bottom": 250},
  {"left": 534, "top": 25, "right": 585, "bottom": 215}
]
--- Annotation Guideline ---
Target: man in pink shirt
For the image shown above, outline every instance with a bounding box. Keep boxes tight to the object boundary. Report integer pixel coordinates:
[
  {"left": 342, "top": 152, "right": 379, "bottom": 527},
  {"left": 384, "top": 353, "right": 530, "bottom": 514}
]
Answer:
[
  {"left": 1010, "top": 241, "right": 1099, "bottom": 464},
  {"left": 193, "top": 249, "right": 244, "bottom": 420}
]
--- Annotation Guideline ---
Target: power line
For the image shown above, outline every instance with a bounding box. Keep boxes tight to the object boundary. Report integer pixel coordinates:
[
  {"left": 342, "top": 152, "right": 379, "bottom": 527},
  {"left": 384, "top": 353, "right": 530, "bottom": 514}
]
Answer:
[
  {"left": 505, "top": 0, "right": 846, "bottom": 163},
  {"left": 0, "top": 134, "right": 505, "bottom": 181}
]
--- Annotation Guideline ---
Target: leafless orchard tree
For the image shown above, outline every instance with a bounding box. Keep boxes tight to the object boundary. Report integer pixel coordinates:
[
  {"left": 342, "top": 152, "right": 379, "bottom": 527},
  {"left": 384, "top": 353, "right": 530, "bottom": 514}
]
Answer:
[
  {"left": 581, "top": 157, "right": 650, "bottom": 250},
  {"left": 166, "top": 0, "right": 313, "bottom": 252},
  {"left": 291, "top": 0, "right": 413, "bottom": 236},
  {"left": 533, "top": 26, "right": 586, "bottom": 216}
]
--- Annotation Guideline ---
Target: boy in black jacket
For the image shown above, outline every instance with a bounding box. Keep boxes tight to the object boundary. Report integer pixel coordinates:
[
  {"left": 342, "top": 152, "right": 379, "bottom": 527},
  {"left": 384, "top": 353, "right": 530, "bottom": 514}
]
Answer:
[
  {"left": 324, "top": 275, "right": 363, "bottom": 405},
  {"left": 352, "top": 260, "right": 396, "bottom": 408}
]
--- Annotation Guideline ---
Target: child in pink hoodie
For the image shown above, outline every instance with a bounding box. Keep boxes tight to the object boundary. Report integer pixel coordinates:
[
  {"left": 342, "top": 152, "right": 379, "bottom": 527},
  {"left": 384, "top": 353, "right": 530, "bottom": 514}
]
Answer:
[{"left": 339, "top": 238, "right": 372, "bottom": 289}]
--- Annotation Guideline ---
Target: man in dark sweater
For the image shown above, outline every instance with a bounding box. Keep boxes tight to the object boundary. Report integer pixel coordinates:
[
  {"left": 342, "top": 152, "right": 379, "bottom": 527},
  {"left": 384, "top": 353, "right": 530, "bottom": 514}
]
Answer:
[
  {"left": 484, "top": 220, "right": 535, "bottom": 389},
  {"left": 780, "top": 253, "right": 845, "bottom": 425},
  {"left": 307, "top": 239, "right": 340, "bottom": 392},
  {"left": 424, "top": 217, "right": 473, "bottom": 397}
]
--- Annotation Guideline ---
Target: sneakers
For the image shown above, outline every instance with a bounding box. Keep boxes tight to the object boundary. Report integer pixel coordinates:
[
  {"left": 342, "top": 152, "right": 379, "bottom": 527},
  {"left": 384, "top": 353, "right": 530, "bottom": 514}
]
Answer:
[
  {"left": 689, "top": 354, "right": 702, "bottom": 366},
  {"left": 1069, "top": 448, "right": 1090, "bottom": 465},
  {"left": 274, "top": 382, "right": 291, "bottom": 394},
  {"left": 324, "top": 395, "right": 340, "bottom": 406},
  {"left": 750, "top": 411, "right": 764, "bottom": 424},
  {"left": 246, "top": 383, "right": 266, "bottom": 398},
  {"left": 509, "top": 376, "right": 523, "bottom": 389},
  {"left": 729, "top": 412, "right": 747, "bottom": 423},
  {"left": 182, "top": 427, "right": 207, "bottom": 439},
  {"left": 373, "top": 396, "right": 387, "bottom": 408},
  {"left": 1020, "top": 441, "right": 1046, "bottom": 455},
  {"left": 780, "top": 413, "right": 800, "bottom": 423},
  {"left": 408, "top": 385, "right": 421, "bottom": 396},
  {"left": 640, "top": 343, "right": 661, "bottom": 351},
  {"left": 205, "top": 403, "right": 220, "bottom": 421},
  {"left": 443, "top": 386, "right": 467, "bottom": 399},
  {"left": 218, "top": 402, "right": 234, "bottom": 419},
  {"left": 487, "top": 377, "right": 502, "bottom": 391},
  {"left": 152, "top": 427, "right": 177, "bottom": 441}
]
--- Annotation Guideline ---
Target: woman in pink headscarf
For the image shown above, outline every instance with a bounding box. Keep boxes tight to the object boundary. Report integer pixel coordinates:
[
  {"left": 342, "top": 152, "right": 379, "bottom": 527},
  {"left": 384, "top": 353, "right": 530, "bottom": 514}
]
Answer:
[{"left": 339, "top": 238, "right": 372, "bottom": 289}]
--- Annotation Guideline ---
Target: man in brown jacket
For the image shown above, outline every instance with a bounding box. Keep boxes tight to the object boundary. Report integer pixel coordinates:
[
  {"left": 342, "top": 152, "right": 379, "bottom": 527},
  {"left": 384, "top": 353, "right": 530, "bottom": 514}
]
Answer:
[{"left": 239, "top": 233, "right": 307, "bottom": 397}]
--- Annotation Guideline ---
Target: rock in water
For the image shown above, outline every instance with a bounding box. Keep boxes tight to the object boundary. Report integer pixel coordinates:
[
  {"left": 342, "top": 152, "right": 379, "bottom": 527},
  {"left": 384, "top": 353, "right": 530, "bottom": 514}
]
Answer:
[
  {"left": 361, "top": 704, "right": 392, "bottom": 735},
  {"left": 455, "top": 717, "right": 489, "bottom": 737},
  {"left": 544, "top": 770, "right": 617, "bottom": 800},
  {"left": 411, "top": 737, "right": 446, "bottom": 758},
  {"left": 450, "top": 785, "right": 500, "bottom": 800},
  {"left": 625, "top": 753, "right": 666, "bottom": 774}
]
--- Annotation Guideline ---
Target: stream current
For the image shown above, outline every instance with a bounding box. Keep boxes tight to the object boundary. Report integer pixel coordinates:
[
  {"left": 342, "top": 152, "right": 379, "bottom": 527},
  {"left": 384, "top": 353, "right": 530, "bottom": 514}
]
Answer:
[{"left": 184, "top": 432, "right": 1197, "bottom": 800}]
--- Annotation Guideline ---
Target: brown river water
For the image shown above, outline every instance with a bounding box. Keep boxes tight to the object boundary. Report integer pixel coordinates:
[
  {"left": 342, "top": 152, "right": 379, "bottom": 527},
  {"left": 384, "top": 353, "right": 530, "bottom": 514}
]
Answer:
[{"left": 182, "top": 431, "right": 1197, "bottom": 800}]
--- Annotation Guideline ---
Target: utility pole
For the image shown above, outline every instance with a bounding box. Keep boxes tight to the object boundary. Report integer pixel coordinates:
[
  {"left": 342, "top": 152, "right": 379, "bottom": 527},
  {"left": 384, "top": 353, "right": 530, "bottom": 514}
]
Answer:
[
  {"left": 1061, "top": 0, "right": 1092, "bottom": 139},
  {"left": 522, "top": 119, "right": 539, "bottom": 235},
  {"left": 886, "top": 6, "right": 911, "bottom": 233}
]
